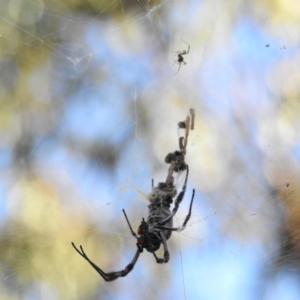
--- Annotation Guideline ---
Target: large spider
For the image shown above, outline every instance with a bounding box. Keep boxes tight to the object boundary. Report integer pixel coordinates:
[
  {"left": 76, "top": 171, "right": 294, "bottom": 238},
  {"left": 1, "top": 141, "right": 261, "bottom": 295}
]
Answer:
[
  {"left": 174, "top": 40, "right": 190, "bottom": 74},
  {"left": 71, "top": 166, "right": 195, "bottom": 281}
]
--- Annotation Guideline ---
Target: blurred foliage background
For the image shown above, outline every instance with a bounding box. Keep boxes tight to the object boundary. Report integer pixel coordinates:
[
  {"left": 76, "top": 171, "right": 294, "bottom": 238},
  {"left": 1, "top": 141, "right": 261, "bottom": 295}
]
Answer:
[{"left": 1, "top": 0, "right": 300, "bottom": 299}]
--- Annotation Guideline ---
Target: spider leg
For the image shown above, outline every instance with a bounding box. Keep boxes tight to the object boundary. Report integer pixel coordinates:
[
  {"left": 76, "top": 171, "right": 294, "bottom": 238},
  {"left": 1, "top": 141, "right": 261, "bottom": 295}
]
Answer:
[
  {"left": 122, "top": 209, "right": 138, "bottom": 239},
  {"left": 156, "top": 189, "right": 195, "bottom": 232},
  {"left": 186, "top": 45, "right": 190, "bottom": 54},
  {"left": 151, "top": 250, "right": 163, "bottom": 263},
  {"left": 151, "top": 232, "right": 170, "bottom": 264},
  {"left": 158, "top": 165, "right": 189, "bottom": 225},
  {"left": 174, "top": 63, "right": 181, "bottom": 75},
  {"left": 180, "top": 39, "right": 190, "bottom": 55},
  {"left": 71, "top": 243, "right": 109, "bottom": 275},
  {"left": 71, "top": 242, "right": 140, "bottom": 281}
]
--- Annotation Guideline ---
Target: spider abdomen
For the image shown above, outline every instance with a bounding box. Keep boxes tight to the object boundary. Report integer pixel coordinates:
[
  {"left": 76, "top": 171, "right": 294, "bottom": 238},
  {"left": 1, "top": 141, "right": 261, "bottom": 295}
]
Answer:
[{"left": 147, "top": 203, "right": 173, "bottom": 240}]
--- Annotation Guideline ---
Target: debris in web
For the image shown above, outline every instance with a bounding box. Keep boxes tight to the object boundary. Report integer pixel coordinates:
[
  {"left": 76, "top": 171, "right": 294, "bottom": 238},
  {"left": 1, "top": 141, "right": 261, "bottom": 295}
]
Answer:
[
  {"left": 165, "top": 108, "right": 195, "bottom": 186},
  {"left": 147, "top": 108, "right": 195, "bottom": 230}
]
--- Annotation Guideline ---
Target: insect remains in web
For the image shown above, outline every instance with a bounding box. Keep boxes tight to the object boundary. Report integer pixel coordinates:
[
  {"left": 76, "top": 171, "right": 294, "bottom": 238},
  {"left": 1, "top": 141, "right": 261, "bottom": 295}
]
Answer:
[
  {"left": 165, "top": 108, "right": 195, "bottom": 185},
  {"left": 174, "top": 40, "right": 190, "bottom": 74},
  {"left": 71, "top": 109, "right": 195, "bottom": 282}
]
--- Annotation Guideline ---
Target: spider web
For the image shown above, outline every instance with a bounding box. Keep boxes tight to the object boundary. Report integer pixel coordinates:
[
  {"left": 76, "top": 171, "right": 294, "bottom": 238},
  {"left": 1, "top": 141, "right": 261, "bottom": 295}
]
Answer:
[{"left": 1, "top": 0, "right": 300, "bottom": 299}]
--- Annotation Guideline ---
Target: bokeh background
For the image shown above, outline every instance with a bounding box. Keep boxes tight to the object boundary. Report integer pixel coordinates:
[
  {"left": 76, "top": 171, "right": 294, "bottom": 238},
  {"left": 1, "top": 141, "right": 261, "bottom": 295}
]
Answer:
[{"left": 1, "top": 0, "right": 300, "bottom": 299}]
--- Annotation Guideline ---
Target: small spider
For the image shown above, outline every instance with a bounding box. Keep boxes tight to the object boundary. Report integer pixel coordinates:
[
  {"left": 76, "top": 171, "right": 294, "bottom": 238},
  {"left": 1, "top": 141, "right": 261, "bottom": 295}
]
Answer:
[
  {"left": 71, "top": 166, "right": 195, "bottom": 281},
  {"left": 174, "top": 40, "right": 190, "bottom": 74}
]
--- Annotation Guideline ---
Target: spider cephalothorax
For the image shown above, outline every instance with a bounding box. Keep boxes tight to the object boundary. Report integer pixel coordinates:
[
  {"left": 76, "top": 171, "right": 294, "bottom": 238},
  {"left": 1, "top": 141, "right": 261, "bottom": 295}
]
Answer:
[{"left": 137, "top": 220, "right": 161, "bottom": 253}]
